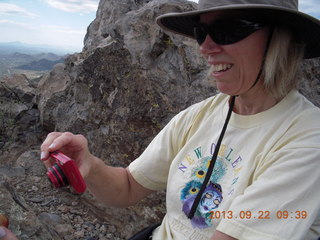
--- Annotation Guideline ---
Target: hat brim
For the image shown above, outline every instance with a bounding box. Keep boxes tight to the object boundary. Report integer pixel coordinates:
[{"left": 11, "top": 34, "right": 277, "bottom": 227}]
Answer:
[{"left": 156, "top": 4, "right": 320, "bottom": 59}]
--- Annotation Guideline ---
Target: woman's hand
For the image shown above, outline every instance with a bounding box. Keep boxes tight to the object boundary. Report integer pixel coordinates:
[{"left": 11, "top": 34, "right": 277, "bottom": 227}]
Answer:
[
  {"left": 40, "top": 132, "right": 153, "bottom": 207},
  {"left": 40, "top": 132, "right": 94, "bottom": 179}
]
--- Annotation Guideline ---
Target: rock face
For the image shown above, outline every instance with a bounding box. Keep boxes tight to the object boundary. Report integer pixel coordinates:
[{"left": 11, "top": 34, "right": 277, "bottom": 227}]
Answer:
[
  {"left": 39, "top": 0, "right": 212, "bottom": 165},
  {"left": 0, "top": 0, "right": 319, "bottom": 239}
]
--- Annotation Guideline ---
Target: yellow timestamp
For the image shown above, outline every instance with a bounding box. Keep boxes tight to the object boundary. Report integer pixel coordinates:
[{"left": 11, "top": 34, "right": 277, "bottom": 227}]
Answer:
[{"left": 209, "top": 210, "right": 308, "bottom": 220}]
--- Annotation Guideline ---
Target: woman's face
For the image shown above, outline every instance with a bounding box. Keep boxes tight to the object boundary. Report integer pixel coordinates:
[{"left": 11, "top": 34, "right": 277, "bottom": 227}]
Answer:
[{"left": 199, "top": 11, "right": 270, "bottom": 97}]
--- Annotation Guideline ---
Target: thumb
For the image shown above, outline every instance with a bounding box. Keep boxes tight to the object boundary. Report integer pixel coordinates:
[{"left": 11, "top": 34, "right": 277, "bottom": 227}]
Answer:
[{"left": 0, "top": 227, "right": 18, "bottom": 240}]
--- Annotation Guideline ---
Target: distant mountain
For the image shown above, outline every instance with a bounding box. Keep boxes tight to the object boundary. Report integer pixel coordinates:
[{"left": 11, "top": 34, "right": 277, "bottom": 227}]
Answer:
[
  {"left": 0, "top": 42, "right": 79, "bottom": 55},
  {"left": 16, "top": 58, "right": 64, "bottom": 71},
  {"left": 0, "top": 49, "right": 66, "bottom": 79}
]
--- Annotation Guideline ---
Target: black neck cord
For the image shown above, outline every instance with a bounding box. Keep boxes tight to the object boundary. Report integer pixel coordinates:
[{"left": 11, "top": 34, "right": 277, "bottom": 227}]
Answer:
[{"left": 188, "top": 95, "right": 236, "bottom": 219}]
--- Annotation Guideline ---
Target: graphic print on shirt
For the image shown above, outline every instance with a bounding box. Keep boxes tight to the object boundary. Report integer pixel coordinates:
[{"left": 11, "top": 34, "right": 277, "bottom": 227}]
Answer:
[{"left": 179, "top": 143, "right": 243, "bottom": 229}]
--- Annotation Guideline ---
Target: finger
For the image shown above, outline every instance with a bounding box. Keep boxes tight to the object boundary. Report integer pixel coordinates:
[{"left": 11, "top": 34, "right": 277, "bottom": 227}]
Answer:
[
  {"left": 40, "top": 132, "right": 63, "bottom": 160},
  {"left": 0, "top": 227, "right": 18, "bottom": 240},
  {"left": 0, "top": 227, "right": 4, "bottom": 238},
  {"left": 43, "top": 158, "right": 56, "bottom": 169},
  {"left": 46, "top": 132, "right": 76, "bottom": 152}
]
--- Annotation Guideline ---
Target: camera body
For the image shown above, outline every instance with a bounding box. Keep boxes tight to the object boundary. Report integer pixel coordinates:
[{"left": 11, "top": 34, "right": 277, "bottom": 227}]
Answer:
[
  {"left": 46, "top": 151, "right": 86, "bottom": 193},
  {"left": 0, "top": 213, "right": 9, "bottom": 228}
]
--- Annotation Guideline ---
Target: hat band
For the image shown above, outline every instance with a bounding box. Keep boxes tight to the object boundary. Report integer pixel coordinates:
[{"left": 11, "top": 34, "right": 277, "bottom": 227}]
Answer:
[{"left": 199, "top": 0, "right": 298, "bottom": 11}]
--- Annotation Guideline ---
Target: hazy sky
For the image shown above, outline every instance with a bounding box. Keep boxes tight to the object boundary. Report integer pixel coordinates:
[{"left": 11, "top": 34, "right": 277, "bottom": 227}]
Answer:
[
  {"left": 0, "top": 0, "right": 98, "bottom": 52},
  {"left": 0, "top": 0, "right": 319, "bottom": 53}
]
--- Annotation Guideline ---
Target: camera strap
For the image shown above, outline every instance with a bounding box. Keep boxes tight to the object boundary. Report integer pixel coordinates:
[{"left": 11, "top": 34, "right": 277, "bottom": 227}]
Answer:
[{"left": 188, "top": 95, "right": 235, "bottom": 219}]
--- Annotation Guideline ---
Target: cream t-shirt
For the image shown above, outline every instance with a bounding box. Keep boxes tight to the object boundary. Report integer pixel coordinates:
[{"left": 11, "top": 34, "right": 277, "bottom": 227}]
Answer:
[{"left": 129, "top": 90, "right": 320, "bottom": 240}]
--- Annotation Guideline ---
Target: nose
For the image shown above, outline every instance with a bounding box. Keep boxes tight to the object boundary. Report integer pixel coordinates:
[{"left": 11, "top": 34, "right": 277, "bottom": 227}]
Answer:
[{"left": 199, "top": 35, "right": 223, "bottom": 56}]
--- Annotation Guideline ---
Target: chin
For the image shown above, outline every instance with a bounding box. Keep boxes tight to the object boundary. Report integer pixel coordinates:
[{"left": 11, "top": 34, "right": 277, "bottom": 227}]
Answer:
[
  {"left": 216, "top": 85, "right": 236, "bottom": 96},
  {"left": 216, "top": 80, "right": 244, "bottom": 95}
]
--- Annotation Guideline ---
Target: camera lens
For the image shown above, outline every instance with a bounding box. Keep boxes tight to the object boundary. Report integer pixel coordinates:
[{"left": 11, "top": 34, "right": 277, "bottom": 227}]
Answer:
[{"left": 47, "top": 163, "right": 69, "bottom": 188}]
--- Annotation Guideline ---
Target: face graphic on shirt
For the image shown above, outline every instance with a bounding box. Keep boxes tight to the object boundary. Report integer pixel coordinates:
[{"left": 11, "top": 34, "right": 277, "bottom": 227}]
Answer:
[
  {"left": 181, "top": 179, "right": 223, "bottom": 229},
  {"left": 199, "top": 183, "right": 223, "bottom": 214},
  {"left": 178, "top": 139, "right": 244, "bottom": 229}
]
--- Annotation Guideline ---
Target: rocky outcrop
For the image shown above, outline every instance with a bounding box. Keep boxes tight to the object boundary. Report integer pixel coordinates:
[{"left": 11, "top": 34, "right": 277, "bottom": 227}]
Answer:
[
  {"left": 0, "top": 74, "right": 42, "bottom": 161},
  {"left": 38, "top": 0, "right": 213, "bottom": 169},
  {"left": 0, "top": 0, "right": 319, "bottom": 239},
  {"left": 299, "top": 58, "right": 320, "bottom": 107},
  {"left": 0, "top": 0, "right": 214, "bottom": 239}
]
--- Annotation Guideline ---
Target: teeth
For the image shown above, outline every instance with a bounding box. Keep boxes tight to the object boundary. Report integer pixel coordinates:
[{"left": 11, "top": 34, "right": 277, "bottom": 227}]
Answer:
[{"left": 212, "top": 64, "right": 232, "bottom": 72}]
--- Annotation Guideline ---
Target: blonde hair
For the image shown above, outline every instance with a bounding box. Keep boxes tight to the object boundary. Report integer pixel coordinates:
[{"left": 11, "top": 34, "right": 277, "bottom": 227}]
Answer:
[{"left": 262, "top": 25, "right": 305, "bottom": 99}]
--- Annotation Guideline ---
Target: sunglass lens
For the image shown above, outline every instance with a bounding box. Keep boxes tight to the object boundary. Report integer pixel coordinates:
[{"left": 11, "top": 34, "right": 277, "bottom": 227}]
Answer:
[
  {"left": 194, "top": 19, "right": 265, "bottom": 45},
  {"left": 193, "top": 26, "right": 207, "bottom": 45},
  {"left": 218, "top": 20, "right": 265, "bottom": 44}
]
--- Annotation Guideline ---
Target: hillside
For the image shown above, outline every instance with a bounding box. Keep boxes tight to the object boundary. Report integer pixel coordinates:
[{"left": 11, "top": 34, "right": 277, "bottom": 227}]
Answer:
[
  {"left": 0, "top": 51, "right": 65, "bottom": 79},
  {"left": 16, "top": 58, "right": 64, "bottom": 71},
  {"left": 0, "top": 42, "right": 76, "bottom": 55}
]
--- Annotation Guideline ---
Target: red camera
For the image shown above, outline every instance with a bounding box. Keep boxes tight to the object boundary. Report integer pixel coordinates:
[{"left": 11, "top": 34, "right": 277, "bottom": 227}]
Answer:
[{"left": 46, "top": 151, "right": 86, "bottom": 193}]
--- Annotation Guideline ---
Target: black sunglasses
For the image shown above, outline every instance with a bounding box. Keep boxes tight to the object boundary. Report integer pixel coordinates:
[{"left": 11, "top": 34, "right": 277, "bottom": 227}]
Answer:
[{"left": 193, "top": 18, "right": 266, "bottom": 45}]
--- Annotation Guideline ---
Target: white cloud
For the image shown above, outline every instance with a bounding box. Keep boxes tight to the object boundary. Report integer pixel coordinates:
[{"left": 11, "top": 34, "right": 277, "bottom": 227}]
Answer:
[
  {"left": 0, "top": 20, "right": 85, "bottom": 49},
  {"left": 4, "top": 20, "right": 81, "bottom": 36},
  {"left": 44, "top": 0, "right": 98, "bottom": 13},
  {"left": 45, "top": 24, "right": 85, "bottom": 35},
  {"left": 0, "top": 3, "right": 38, "bottom": 18},
  {"left": 0, "top": 19, "right": 36, "bottom": 29},
  {"left": 299, "top": 0, "right": 320, "bottom": 16}
]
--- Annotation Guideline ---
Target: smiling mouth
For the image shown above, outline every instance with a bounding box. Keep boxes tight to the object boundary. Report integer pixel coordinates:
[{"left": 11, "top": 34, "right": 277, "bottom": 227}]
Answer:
[{"left": 212, "top": 64, "right": 233, "bottom": 72}]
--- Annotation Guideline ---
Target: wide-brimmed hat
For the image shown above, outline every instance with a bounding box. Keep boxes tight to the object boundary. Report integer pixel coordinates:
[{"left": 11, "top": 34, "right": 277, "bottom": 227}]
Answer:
[{"left": 156, "top": 0, "right": 320, "bottom": 59}]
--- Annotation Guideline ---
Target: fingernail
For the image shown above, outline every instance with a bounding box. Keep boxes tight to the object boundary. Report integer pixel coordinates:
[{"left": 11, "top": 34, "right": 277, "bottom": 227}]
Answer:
[
  {"left": 0, "top": 227, "right": 6, "bottom": 237},
  {"left": 40, "top": 152, "right": 46, "bottom": 160},
  {"left": 48, "top": 143, "right": 55, "bottom": 149}
]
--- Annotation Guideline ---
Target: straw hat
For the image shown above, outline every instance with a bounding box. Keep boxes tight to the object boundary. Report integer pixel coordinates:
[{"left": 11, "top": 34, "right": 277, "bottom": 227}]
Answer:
[{"left": 156, "top": 0, "right": 320, "bottom": 59}]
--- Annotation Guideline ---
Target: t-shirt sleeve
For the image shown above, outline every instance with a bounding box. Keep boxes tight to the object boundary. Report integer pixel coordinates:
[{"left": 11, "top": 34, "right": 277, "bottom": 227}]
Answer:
[
  {"left": 128, "top": 99, "right": 212, "bottom": 191},
  {"left": 217, "top": 145, "right": 320, "bottom": 240}
]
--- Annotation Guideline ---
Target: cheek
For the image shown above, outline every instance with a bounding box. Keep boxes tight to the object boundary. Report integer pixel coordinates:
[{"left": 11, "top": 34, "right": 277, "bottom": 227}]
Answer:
[
  {"left": 229, "top": 49, "right": 253, "bottom": 87},
  {"left": 240, "top": 55, "right": 262, "bottom": 80},
  {"left": 245, "top": 31, "right": 269, "bottom": 66},
  {"left": 234, "top": 36, "right": 267, "bottom": 81}
]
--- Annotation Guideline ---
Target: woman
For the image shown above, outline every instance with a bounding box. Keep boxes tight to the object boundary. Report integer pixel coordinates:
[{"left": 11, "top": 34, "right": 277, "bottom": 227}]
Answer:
[
  {"left": 2, "top": 0, "right": 319, "bottom": 239},
  {"left": 42, "top": 1, "right": 320, "bottom": 240}
]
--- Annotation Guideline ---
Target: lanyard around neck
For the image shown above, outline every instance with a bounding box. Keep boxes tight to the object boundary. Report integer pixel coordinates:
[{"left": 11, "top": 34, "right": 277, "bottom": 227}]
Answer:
[{"left": 188, "top": 95, "right": 236, "bottom": 219}]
